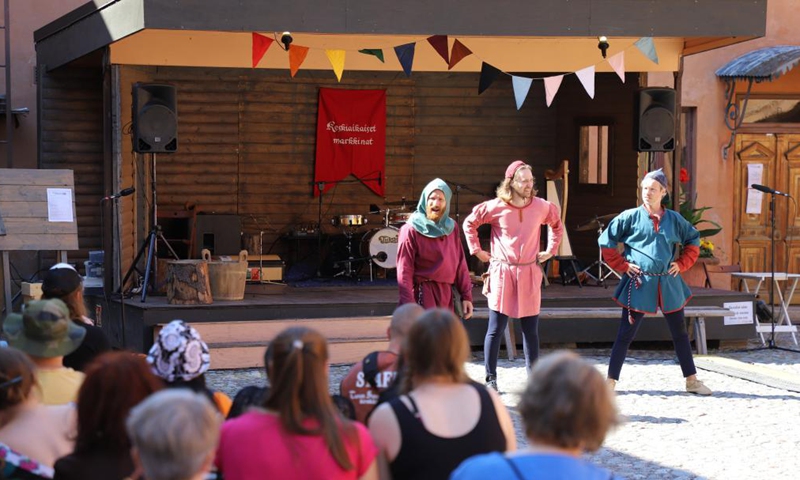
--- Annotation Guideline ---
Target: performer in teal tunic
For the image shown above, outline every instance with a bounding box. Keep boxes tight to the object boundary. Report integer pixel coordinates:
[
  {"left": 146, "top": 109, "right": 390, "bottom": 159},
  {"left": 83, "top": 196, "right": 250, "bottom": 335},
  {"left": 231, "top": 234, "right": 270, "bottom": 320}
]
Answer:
[{"left": 599, "top": 169, "right": 712, "bottom": 396}]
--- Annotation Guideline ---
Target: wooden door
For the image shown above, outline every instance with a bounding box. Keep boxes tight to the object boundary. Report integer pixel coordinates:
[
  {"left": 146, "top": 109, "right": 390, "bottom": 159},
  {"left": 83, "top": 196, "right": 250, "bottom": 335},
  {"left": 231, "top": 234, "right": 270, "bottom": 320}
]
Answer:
[{"left": 733, "top": 134, "right": 800, "bottom": 273}]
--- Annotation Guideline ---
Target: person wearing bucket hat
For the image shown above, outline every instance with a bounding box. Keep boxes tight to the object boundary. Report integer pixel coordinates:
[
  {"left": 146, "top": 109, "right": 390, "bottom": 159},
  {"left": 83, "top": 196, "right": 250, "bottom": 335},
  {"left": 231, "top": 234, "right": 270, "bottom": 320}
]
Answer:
[
  {"left": 599, "top": 168, "right": 712, "bottom": 396},
  {"left": 396, "top": 178, "right": 474, "bottom": 318},
  {"left": 147, "top": 320, "right": 232, "bottom": 416},
  {"left": 2, "top": 298, "right": 86, "bottom": 405},
  {"left": 42, "top": 263, "right": 111, "bottom": 372},
  {"left": 463, "top": 160, "right": 564, "bottom": 392}
]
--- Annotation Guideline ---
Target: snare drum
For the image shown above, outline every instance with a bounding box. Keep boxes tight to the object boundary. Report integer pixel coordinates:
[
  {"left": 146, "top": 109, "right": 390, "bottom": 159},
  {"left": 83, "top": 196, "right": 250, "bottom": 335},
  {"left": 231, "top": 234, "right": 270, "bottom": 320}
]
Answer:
[
  {"left": 334, "top": 214, "right": 367, "bottom": 226},
  {"left": 389, "top": 212, "right": 412, "bottom": 225},
  {"left": 361, "top": 227, "right": 399, "bottom": 269}
]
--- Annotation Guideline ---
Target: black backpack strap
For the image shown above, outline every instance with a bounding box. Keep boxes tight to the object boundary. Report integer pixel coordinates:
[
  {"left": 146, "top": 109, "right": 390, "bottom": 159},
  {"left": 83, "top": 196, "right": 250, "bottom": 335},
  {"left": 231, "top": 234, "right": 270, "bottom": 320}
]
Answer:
[{"left": 362, "top": 351, "right": 382, "bottom": 390}]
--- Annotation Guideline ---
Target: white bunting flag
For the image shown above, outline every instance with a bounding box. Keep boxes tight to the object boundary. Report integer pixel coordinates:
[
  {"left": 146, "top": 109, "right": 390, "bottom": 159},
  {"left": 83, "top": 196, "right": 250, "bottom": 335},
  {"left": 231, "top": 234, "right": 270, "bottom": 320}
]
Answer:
[
  {"left": 543, "top": 75, "right": 564, "bottom": 107},
  {"left": 575, "top": 65, "right": 595, "bottom": 99},
  {"left": 608, "top": 51, "right": 625, "bottom": 83},
  {"left": 512, "top": 76, "right": 534, "bottom": 110}
]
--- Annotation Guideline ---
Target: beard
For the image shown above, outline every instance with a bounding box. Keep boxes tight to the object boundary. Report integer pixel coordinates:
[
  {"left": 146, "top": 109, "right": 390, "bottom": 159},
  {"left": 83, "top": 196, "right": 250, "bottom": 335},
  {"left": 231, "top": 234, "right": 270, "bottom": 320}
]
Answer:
[
  {"left": 426, "top": 206, "right": 445, "bottom": 222},
  {"left": 511, "top": 185, "right": 532, "bottom": 200}
]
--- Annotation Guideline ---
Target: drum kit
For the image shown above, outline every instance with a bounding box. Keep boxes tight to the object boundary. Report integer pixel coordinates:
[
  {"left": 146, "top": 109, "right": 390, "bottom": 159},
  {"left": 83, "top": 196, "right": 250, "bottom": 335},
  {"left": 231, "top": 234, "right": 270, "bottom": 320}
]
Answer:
[{"left": 328, "top": 198, "right": 412, "bottom": 279}]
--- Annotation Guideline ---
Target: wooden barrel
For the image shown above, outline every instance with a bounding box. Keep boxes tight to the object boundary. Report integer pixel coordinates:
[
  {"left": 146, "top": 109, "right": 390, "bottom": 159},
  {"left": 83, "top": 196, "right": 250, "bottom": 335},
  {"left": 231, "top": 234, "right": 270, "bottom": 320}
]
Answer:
[
  {"left": 202, "top": 249, "right": 248, "bottom": 301},
  {"left": 166, "top": 260, "right": 213, "bottom": 305}
]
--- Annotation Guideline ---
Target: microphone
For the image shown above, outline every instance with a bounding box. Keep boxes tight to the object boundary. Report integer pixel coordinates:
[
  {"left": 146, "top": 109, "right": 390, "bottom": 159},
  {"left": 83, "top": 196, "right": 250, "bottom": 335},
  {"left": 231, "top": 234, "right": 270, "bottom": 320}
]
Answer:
[
  {"left": 750, "top": 184, "right": 790, "bottom": 197},
  {"left": 103, "top": 187, "right": 135, "bottom": 201},
  {"left": 374, "top": 251, "right": 388, "bottom": 262}
]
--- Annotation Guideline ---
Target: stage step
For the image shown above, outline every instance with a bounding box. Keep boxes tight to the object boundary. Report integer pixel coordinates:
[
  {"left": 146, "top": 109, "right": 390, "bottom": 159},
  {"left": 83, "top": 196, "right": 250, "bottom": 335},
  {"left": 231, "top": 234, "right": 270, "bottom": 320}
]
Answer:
[{"left": 157, "top": 316, "right": 392, "bottom": 369}]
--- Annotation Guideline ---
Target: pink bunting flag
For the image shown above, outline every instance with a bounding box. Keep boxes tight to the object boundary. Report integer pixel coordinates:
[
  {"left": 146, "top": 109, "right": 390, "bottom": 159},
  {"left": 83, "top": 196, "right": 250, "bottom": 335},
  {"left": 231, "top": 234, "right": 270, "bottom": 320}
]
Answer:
[
  {"left": 608, "top": 52, "right": 625, "bottom": 83},
  {"left": 543, "top": 75, "right": 563, "bottom": 107},
  {"left": 575, "top": 65, "right": 595, "bottom": 99},
  {"left": 252, "top": 33, "right": 274, "bottom": 68}
]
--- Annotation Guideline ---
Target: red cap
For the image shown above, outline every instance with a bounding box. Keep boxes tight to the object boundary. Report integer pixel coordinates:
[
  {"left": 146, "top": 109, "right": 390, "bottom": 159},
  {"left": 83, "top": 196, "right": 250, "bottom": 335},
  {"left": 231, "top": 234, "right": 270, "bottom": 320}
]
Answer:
[{"left": 505, "top": 160, "right": 528, "bottom": 179}]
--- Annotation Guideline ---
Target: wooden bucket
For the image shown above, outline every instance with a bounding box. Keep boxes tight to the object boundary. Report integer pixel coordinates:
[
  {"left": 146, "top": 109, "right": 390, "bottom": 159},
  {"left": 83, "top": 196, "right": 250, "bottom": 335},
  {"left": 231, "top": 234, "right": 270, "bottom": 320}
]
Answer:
[
  {"left": 166, "top": 260, "right": 213, "bottom": 305},
  {"left": 202, "top": 249, "right": 248, "bottom": 301}
]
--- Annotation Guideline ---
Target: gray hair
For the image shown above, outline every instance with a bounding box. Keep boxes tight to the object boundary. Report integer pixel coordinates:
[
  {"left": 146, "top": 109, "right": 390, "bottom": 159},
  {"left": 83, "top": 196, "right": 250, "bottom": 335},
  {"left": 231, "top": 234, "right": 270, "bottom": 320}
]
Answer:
[
  {"left": 389, "top": 303, "right": 424, "bottom": 338},
  {"left": 126, "top": 389, "right": 221, "bottom": 480}
]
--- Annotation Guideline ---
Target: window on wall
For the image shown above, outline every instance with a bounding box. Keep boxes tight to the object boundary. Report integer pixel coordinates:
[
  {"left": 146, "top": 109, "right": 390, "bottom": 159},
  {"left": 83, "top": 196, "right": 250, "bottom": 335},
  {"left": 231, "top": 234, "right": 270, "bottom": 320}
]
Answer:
[
  {"left": 739, "top": 97, "right": 800, "bottom": 124},
  {"left": 578, "top": 124, "right": 611, "bottom": 185}
]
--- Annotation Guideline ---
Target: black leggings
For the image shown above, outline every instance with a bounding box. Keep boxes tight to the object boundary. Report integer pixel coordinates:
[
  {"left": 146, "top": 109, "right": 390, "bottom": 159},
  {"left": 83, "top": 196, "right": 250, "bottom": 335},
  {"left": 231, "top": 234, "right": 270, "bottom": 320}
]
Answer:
[
  {"left": 608, "top": 308, "right": 697, "bottom": 380},
  {"left": 484, "top": 309, "right": 540, "bottom": 378}
]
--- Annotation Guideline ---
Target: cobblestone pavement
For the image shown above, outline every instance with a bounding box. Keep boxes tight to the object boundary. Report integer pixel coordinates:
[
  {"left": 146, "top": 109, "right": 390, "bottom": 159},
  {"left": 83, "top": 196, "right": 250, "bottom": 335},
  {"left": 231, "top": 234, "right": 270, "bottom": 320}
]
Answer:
[{"left": 207, "top": 336, "right": 800, "bottom": 480}]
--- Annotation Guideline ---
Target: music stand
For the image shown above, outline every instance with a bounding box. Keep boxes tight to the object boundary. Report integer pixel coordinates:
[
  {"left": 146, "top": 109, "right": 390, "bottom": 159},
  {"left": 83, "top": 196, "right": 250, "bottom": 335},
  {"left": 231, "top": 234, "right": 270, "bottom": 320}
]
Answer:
[{"left": 120, "top": 153, "right": 179, "bottom": 302}]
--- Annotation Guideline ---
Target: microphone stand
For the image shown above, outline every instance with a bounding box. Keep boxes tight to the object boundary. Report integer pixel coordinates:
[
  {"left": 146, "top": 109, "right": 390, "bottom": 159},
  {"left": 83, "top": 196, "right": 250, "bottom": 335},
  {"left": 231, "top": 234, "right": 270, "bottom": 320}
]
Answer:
[
  {"left": 765, "top": 192, "right": 800, "bottom": 353},
  {"left": 442, "top": 179, "right": 491, "bottom": 223}
]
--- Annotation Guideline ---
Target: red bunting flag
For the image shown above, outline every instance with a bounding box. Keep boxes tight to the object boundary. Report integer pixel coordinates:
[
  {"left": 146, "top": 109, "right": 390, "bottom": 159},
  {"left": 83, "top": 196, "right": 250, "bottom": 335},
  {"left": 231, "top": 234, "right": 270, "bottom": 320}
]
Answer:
[
  {"left": 448, "top": 39, "right": 472, "bottom": 70},
  {"left": 252, "top": 32, "right": 274, "bottom": 68},
  {"left": 289, "top": 44, "right": 310, "bottom": 77},
  {"left": 427, "top": 35, "right": 449, "bottom": 65}
]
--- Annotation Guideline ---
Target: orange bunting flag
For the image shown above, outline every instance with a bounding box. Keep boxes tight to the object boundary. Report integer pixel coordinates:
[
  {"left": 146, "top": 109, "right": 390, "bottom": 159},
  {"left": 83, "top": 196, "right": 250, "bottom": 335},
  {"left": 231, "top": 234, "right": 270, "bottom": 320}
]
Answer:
[
  {"left": 289, "top": 44, "right": 310, "bottom": 77},
  {"left": 252, "top": 32, "right": 274, "bottom": 68},
  {"left": 448, "top": 39, "right": 472, "bottom": 70},
  {"left": 427, "top": 35, "right": 449, "bottom": 64},
  {"left": 326, "top": 49, "right": 346, "bottom": 82}
]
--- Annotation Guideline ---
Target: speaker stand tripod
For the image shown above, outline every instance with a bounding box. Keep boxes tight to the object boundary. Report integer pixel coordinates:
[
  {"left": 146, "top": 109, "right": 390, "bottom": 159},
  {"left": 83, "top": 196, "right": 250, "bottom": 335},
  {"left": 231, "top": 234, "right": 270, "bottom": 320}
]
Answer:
[{"left": 119, "top": 153, "right": 179, "bottom": 302}]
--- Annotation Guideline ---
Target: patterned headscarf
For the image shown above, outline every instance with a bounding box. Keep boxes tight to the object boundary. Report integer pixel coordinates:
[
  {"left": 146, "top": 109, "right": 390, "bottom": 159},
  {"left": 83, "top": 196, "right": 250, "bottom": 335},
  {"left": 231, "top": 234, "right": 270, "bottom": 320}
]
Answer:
[
  {"left": 408, "top": 178, "right": 455, "bottom": 238},
  {"left": 147, "top": 320, "right": 211, "bottom": 382}
]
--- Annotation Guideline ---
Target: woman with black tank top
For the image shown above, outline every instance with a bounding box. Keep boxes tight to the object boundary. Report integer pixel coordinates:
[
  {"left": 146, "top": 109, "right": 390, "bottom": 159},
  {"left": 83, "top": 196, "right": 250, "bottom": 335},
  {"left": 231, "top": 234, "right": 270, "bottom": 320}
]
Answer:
[{"left": 368, "top": 308, "right": 515, "bottom": 480}]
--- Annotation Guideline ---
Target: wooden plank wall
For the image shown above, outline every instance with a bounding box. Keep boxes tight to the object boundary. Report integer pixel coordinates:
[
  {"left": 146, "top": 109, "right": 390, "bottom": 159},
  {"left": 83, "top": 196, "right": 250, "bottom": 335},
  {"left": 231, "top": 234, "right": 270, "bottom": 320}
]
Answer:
[
  {"left": 39, "top": 65, "right": 105, "bottom": 269},
  {"left": 112, "top": 66, "right": 639, "bottom": 273}
]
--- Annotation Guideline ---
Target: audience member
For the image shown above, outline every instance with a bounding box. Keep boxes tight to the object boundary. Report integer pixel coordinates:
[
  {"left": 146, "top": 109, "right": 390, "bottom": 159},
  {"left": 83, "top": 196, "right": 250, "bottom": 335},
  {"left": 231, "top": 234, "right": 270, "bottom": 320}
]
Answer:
[
  {"left": 147, "top": 319, "right": 232, "bottom": 416},
  {"left": 53, "top": 352, "right": 164, "bottom": 480},
  {"left": 227, "top": 385, "right": 268, "bottom": 420},
  {"left": 41, "top": 263, "right": 112, "bottom": 372},
  {"left": 340, "top": 303, "right": 424, "bottom": 423},
  {"left": 0, "top": 347, "right": 75, "bottom": 477},
  {"left": 2, "top": 299, "right": 85, "bottom": 404},
  {"left": 126, "top": 389, "right": 222, "bottom": 480},
  {"left": 451, "top": 351, "right": 622, "bottom": 480},
  {"left": 215, "top": 327, "right": 379, "bottom": 480},
  {"left": 369, "top": 308, "right": 516, "bottom": 480}
]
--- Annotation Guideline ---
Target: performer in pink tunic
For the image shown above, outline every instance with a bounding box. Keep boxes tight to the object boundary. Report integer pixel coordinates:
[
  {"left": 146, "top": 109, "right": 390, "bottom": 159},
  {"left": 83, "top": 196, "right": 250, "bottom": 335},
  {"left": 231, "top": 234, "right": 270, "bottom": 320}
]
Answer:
[
  {"left": 463, "top": 161, "right": 563, "bottom": 391},
  {"left": 396, "top": 178, "right": 474, "bottom": 319}
]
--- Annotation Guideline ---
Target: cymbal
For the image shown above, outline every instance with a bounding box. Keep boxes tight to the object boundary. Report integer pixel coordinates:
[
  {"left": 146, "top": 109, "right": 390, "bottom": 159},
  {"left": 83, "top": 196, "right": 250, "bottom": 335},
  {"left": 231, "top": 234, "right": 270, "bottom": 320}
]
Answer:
[
  {"left": 575, "top": 213, "right": 618, "bottom": 232},
  {"left": 384, "top": 198, "right": 412, "bottom": 206}
]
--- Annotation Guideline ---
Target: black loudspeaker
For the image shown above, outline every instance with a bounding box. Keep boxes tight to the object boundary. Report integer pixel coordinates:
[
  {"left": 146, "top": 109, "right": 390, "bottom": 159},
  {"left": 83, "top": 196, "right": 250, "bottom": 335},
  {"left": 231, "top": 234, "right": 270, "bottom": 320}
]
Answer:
[
  {"left": 133, "top": 83, "right": 178, "bottom": 153},
  {"left": 635, "top": 87, "right": 676, "bottom": 152}
]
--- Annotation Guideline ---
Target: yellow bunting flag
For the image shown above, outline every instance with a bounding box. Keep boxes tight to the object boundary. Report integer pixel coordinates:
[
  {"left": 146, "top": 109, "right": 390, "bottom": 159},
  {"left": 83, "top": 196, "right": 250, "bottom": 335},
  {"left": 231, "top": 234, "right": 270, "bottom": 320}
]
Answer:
[
  {"left": 326, "top": 49, "right": 346, "bottom": 82},
  {"left": 289, "top": 44, "right": 310, "bottom": 77}
]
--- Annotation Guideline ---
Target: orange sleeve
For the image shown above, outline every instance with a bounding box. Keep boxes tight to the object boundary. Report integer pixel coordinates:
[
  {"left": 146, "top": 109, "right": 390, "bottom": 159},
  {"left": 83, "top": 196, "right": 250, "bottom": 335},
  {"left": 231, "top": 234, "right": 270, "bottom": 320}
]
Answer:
[
  {"left": 214, "top": 391, "right": 233, "bottom": 417},
  {"left": 675, "top": 244, "right": 700, "bottom": 272}
]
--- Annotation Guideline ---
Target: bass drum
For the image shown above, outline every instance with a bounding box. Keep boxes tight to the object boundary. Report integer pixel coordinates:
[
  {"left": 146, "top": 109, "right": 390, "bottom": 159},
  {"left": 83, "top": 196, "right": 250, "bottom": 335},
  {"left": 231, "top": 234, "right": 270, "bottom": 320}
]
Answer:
[{"left": 361, "top": 227, "right": 399, "bottom": 269}]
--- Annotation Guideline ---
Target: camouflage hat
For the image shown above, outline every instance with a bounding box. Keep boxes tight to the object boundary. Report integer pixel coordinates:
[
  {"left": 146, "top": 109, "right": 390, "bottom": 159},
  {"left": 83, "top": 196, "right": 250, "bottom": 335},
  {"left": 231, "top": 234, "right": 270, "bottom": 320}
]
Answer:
[{"left": 2, "top": 298, "right": 86, "bottom": 358}]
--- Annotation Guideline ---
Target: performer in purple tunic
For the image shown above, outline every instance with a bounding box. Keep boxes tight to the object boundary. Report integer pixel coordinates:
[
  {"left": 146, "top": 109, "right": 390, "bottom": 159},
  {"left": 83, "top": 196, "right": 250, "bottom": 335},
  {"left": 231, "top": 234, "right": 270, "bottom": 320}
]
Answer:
[
  {"left": 463, "top": 161, "right": 563, "bottom": 391},
  {"left": 396, "top": 178, "right": 474, "bottom": 319}
]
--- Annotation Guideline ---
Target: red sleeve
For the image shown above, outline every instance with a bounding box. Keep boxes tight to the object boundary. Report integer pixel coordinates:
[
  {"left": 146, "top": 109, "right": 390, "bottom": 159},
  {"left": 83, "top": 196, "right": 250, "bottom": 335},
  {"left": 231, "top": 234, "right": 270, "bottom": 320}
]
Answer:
[
  {"left": 601, "top": 247, "right": 628, "bottom": 272},
  {"left": 462, "top": 202, "right": 488, "bottom": 255},
  {"left": 675, "top": 244, "right": 700, "bottom": 272},
  {"left": 396, "top": 225, "right": 416, "bottom": 305},
  {"left": 454, "top": 225, "right": 473, "bottom": 302}
]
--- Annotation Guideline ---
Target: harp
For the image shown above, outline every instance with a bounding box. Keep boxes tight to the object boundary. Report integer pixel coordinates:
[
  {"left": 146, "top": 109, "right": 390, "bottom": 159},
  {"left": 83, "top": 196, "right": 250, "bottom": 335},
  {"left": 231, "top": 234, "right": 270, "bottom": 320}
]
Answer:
[{"left": 544, "top": 160, "right": 582, "bottom": 286}]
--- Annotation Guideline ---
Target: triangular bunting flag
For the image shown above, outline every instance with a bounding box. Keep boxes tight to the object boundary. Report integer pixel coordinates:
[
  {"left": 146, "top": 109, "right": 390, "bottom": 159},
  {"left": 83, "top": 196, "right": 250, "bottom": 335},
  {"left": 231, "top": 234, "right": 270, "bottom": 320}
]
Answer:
[
  {"left": 394, "top": 43, "right": 416, "bottom": 77},
  {"left": 427, "top": 35, "right": 449, "bottom": 64},
  {"left": 359, "top": 49, "right": 385, "bottom": 63},
  {"left": 289, "top": 44, "right": 310, "bottom": 78},
  {"left": 478, "top": 62, "right": 503, "bottom": 95},
  {"left": 634, "top": 37, "right": 659, "bottom": 64},
  {"left": 448, "top": 39, "right": 472, "bottom": 70},
  {"left": 325, "top": 49, "right": 346, "bottom": 82},
  {"left": 576, "top": 65, "right": 595, "bottom": 99},
  {"left": 608, "top": 51, "right": 625, "bottom": 83},
  {"left": 252, "top": 33, "right": 274, "bottom": 68},
  {"left": 543, "top": 75, "right": 563, "bottom": 107},
  {"left": 511, "top": 76, "right": 533, "bottom": 110}
]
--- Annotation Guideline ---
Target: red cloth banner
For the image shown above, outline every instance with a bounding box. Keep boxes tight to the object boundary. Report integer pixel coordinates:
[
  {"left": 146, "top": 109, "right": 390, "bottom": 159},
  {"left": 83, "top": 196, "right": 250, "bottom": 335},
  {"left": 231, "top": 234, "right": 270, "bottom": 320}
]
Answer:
[{"left": 315, "top": 88, "right": 386, "bottom": 196}]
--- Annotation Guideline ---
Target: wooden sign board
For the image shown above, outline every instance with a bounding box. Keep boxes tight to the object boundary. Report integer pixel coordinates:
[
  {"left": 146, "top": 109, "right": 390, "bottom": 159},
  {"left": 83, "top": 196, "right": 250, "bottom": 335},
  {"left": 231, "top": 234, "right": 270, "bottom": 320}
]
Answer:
[{"left": 0, "top": 169, "right": 79, "bottom": 251}]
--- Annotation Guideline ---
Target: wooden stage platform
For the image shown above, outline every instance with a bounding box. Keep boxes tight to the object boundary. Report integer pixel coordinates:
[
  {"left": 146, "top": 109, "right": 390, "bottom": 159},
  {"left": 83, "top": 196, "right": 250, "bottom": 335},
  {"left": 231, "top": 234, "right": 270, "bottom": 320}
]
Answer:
[{"left": 87, "top": 279, "right": 757, "bottom": 369}]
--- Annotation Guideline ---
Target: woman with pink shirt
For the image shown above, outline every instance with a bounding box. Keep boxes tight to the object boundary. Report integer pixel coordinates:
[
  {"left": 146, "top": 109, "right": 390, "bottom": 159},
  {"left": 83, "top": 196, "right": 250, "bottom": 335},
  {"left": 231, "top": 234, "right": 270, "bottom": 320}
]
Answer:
[
  {"left": 463, "top": 161, "right": 564, "bottom": 392},
  {"left": 215, "top": 327, "right": 379, "bottom": 480}
]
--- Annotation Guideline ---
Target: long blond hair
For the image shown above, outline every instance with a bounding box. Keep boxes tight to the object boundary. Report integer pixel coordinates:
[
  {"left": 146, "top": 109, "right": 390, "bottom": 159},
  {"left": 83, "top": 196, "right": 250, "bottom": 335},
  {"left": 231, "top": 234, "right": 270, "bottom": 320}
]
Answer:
[{"left": 496, "top": 165, "right": 537, "bottom": 203}]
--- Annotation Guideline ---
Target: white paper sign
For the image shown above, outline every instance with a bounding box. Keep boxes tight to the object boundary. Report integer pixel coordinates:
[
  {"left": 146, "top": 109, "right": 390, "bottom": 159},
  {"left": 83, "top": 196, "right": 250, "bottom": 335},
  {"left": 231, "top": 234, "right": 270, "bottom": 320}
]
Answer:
[
  {"left": 47, "top": 188, "right": 74, "bottom": 223},
  {"left": 746, "top": 164, "right": 764, "bottom": 215},
  {"left": 723, "top": 301, "right": 755, "bottom": 326}
]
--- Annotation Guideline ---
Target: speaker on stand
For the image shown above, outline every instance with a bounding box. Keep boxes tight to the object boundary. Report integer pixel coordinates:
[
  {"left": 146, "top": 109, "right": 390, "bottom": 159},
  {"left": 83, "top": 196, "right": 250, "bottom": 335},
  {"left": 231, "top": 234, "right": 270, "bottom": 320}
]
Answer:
[
  {"left": 133, "top": 83, "right": 178, "bottom": 153},
  {"left": 635, "top": 87, "right": 676, "bottom": 152}
]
